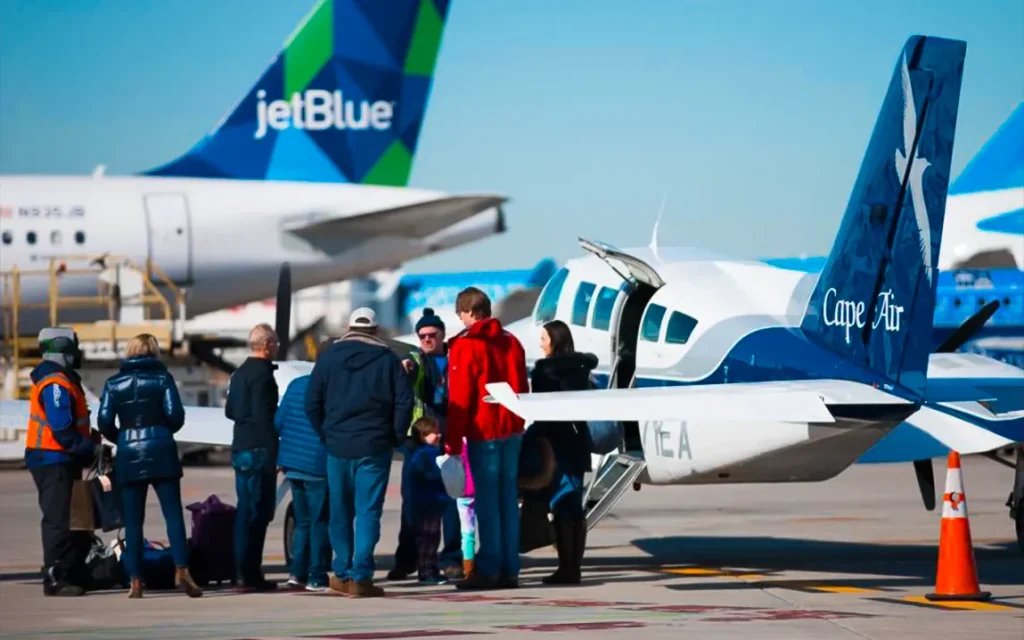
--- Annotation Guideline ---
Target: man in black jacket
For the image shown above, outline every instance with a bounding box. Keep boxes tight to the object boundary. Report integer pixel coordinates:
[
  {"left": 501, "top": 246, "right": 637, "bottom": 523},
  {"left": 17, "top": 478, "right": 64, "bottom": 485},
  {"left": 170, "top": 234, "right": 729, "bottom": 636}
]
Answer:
[
  {"left": 305, "top": 308, "right": 413, "bottom": 598},
  {"left": 225, "top": 323, "right": 279, "bottom": 591}
]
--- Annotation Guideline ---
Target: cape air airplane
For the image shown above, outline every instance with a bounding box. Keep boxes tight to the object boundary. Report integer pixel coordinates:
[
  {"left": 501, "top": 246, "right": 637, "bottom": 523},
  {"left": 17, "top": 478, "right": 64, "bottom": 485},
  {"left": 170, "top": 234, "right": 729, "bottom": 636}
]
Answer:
[
  {"left": 4, "top": 35, "right": 1022, "bottom": 557},
  {"left": 0, "top": 0, "right": 507, "bottom": 338}
]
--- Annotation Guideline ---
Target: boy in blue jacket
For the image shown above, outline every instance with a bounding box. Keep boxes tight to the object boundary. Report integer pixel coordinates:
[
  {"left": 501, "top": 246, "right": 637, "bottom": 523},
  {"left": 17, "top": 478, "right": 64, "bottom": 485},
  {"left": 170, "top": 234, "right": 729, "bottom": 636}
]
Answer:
[
  {"left": 408, "top": 417, "right": 450, "bottom": 585},
  {"left": 275, "top": 373, "right": 330, "bottom": 591}
]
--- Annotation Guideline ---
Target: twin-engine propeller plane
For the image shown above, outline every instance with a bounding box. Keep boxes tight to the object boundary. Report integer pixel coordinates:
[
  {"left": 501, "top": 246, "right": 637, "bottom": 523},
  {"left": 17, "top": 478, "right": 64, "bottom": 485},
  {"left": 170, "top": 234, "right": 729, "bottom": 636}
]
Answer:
[{"left": 2, "top": 35, "right": 1022, "bottom": 558}]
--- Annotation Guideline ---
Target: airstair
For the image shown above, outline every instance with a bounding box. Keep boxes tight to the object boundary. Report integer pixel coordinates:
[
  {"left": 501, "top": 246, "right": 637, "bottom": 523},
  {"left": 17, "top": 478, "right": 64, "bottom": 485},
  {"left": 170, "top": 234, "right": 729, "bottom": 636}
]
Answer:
[{"left": 1, "top": 255, "right": 186, "bottom": 400}]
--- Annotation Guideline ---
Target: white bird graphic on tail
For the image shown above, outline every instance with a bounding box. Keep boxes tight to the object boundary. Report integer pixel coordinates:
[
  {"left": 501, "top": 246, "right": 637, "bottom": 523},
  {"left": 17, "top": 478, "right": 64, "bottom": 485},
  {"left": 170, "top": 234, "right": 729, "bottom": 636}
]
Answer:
[{"left": 894, "top": 53, "right": 933, "bottom": 284}]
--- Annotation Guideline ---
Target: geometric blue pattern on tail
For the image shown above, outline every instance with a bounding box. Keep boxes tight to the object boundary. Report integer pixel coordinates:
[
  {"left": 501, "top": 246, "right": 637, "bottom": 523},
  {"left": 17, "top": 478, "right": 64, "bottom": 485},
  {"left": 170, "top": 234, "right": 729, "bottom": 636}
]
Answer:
[
  {"left": 949, "top": 101, "right": 1024, "bottom": 196},
  {"left": 800, "top": 36, "right": 967, "bottom": 398}
]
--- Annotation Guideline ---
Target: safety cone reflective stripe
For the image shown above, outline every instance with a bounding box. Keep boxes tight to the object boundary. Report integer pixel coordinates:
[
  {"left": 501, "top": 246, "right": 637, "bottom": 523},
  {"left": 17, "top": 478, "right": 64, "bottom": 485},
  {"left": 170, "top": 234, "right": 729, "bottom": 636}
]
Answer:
[{"left": 925, "top": 451, "right": 992, "bottom": 602}]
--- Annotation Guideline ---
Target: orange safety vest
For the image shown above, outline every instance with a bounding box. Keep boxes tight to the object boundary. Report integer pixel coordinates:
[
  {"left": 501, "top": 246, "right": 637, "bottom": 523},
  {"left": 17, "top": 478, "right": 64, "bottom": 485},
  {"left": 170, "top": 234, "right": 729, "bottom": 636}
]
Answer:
[{"left": 26, "top": 372, "right": 91, "bottom": 452}]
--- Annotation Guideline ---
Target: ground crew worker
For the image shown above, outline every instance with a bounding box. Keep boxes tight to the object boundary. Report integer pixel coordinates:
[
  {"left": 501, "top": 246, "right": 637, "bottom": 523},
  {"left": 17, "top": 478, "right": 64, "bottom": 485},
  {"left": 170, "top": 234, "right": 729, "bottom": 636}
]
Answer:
[{"left": 25, "top": 327, "right": 101, "bottom": 596}]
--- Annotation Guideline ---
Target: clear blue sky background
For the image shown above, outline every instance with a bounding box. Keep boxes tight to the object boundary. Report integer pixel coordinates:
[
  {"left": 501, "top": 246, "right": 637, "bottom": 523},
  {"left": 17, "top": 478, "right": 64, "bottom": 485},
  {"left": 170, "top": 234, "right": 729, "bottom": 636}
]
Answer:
[{"left": 2, "top": 0, "right": 1021, "bottom": 273}]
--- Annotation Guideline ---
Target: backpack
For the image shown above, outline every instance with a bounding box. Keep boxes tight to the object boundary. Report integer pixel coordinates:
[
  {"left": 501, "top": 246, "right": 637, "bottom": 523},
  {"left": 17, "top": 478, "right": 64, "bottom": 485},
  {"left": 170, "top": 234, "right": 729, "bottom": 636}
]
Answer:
[{"left": 186, "top": 494, "right": 238, "bottom": 586}]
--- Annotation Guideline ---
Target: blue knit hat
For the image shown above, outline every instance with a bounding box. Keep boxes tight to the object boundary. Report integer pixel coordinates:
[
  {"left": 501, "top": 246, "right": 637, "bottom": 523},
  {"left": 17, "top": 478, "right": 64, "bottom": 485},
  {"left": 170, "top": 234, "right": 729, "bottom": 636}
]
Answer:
[{"left": 415, "top": 307, "right": 446, "bottom": 334}]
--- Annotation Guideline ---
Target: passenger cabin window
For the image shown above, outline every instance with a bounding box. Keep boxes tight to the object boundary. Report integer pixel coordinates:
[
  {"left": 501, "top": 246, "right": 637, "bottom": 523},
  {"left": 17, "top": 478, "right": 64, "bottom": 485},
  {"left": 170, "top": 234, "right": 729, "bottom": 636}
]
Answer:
[
  {"left": 640, "top": 304, "right": 666, "bottom": 342},
  {"left": 665, "top": 311, "right": 698, "bottom": 345},
  {"left": 591, "top": 286, "right": 618, "bottom": 331},
  {"left": 74, "top": 231, "right": 86, "bottom": 245},
  {"left": 1, "top": 230, "right": 11, "bottom": 245},
  {"left": 50, "top": 230, "right": 62, "bottom": 245},
  {"left": 534, "top": 267, "right": 569, "bottom": 324},
  {"left": 26, "top": 231, "right": 37, "bottom": 245},
  {"left": 571, "top": 282, "right": 596, "bottom": 326}
]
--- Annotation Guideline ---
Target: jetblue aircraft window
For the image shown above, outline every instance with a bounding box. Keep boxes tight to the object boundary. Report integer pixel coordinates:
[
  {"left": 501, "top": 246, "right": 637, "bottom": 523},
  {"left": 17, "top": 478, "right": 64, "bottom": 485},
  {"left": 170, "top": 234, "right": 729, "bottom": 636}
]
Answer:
[
  {"left": 571, "top": 282, "right": 596, "bottom": 326},
  {"left": 665, "top": 311, "right": 698, "bottom": 345},
  {"left": 26, "top": 231, "right": 37, "bottom": 245},
  {"left": 534, "top": 267, "right": 569, "bottom": 324},
  {"left": 591, "top": 286, "right": 619, "bottom": 330},
  {"left": 74, "top": 230, "right": 86, "bottom": 245},
  {"left": 640, "top": 304, "right": 666, "bottom": 342},
  {"left": 1, "top": 230, "right": 11, "bottom": 245},
  {"left": 50, "top": 230, "right": 62, "bottom": 245}
]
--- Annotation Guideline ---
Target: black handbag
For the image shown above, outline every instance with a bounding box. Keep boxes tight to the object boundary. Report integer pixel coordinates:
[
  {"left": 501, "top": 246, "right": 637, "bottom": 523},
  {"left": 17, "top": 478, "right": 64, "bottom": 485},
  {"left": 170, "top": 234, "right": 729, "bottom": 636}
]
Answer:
[{"left": 89, "top": 447, "right": 123, "bottom": 532}]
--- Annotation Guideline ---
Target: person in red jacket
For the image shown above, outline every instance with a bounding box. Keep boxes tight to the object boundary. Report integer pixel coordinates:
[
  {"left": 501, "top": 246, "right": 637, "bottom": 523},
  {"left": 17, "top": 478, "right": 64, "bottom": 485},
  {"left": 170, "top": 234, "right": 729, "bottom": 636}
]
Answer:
[{"left": 445, "top": 287, "right": 530, "bottom": 589}]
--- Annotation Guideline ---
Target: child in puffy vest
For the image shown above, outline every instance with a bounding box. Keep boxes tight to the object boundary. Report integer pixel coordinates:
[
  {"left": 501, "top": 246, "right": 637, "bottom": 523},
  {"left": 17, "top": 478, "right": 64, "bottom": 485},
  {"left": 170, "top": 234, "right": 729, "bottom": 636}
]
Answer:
[{"left": 409, "top": 417, "right": 450, "bottom": 585}]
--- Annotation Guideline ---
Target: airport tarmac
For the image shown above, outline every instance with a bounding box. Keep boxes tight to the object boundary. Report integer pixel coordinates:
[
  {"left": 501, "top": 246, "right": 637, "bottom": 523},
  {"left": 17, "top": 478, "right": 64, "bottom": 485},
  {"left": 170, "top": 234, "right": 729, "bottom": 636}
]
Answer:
[{"left": 0, "top": 456, "right": 1021, "bottom": 639}]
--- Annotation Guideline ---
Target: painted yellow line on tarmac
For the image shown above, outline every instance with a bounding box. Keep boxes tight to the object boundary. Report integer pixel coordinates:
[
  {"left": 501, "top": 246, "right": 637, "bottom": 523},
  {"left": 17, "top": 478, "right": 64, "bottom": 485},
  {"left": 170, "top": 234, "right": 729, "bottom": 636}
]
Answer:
[
  {"left": 809, "top": 585, "right": 880, "bottom": 594},
  {"left": 665, "top": 567, "right": 725, "bottom": 576},
  {"left": 903, "top": 596, "right": 1014, "bottom": 611}
]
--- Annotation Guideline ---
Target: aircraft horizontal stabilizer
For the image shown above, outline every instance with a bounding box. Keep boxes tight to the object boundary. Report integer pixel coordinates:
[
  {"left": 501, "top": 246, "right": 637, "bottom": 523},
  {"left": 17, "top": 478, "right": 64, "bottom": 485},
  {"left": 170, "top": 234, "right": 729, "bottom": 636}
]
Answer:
[
  {"left": 286, "top": 195, "right": 507, "bottom": 254},
  {"left": 484, "top": 379, "right": 915, "bottom": 425}
]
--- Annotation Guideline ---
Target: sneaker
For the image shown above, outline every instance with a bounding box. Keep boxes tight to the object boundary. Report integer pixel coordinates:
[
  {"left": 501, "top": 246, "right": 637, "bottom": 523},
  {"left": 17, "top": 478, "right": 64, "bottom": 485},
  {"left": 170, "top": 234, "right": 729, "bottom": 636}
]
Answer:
[
  {"left": 285, "top": 577, "right": 306, "bottom": 590},
  {"left": 418, "top": 573, "right": 448, "bottom": 586},
  {"left": 386, "top": 567, "right": 414, "bottom": 581},
  {"left": 305, "top": 582, "right": 329, "bottom": 592},
  {"left": 348, "top": 579, "right": 386, "bottom": 598}
]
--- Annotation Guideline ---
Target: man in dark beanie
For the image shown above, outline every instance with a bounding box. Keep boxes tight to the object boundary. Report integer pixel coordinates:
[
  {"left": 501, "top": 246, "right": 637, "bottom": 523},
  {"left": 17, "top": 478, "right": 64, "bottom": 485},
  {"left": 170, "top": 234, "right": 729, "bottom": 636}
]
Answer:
[{"left": 388, "top": 308, "right": 463, "bottom": 581}]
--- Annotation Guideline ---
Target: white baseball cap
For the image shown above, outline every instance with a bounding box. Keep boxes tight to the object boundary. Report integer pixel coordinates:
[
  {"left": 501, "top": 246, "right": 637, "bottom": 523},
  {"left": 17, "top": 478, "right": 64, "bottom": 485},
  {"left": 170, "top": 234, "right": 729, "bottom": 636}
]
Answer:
[{"left": 348, "top": 307, "right": 378, "bottom": 328}]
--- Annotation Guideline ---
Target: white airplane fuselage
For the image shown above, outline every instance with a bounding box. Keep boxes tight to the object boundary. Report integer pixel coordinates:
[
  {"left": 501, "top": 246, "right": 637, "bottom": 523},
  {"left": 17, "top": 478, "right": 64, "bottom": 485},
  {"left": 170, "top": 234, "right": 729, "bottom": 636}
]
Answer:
[{"left": 0, "top": 175, "right": 503, "bottom": 336}]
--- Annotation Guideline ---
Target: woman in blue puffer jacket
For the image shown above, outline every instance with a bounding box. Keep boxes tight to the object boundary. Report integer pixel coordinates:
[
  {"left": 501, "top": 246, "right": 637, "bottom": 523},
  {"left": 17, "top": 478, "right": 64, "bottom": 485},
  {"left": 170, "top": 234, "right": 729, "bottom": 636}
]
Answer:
[{"left": 97, "top": 333, "right": 201, "bottom": 599}]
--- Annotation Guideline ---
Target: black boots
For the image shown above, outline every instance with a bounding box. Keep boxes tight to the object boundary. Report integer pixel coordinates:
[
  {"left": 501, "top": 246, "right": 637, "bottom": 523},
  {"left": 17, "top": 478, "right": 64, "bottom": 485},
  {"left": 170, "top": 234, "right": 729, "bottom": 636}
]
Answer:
[{"left": 542, "top": 517, "right": 586, "bottom": 585}]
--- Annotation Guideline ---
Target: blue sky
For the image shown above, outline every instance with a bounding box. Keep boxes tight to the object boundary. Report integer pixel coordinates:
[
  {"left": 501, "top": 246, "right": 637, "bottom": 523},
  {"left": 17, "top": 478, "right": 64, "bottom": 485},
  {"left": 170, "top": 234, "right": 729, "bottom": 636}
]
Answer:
[{"left": 1, "top": 0, "right": 1021, "bottom": 273}]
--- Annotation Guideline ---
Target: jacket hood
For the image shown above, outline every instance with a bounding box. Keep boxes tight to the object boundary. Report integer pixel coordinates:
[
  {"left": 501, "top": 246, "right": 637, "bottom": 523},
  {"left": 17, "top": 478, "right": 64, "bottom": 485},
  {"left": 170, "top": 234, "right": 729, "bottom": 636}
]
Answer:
[
  {"left": 464, "top": 317, "right": 505, "bottom": 339},
  {"left": 534, "top": 351, "right": 599, "bottom": 377},
  {"left": 30, "top": 359, "right": 78, "bottom": 384},
  {"left": 119, "top": 356, "right": 167, "bottom": 373},
  {"left": 335, "top": 332, "right": 392, "bottom": 369}
]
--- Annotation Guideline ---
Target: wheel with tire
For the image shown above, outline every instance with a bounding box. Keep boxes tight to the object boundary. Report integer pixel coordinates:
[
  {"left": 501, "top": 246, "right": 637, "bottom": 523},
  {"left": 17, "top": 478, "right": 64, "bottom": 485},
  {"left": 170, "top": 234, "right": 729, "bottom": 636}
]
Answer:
[{"left": 283, "top": 501, "right": 295, "bottom": 568}]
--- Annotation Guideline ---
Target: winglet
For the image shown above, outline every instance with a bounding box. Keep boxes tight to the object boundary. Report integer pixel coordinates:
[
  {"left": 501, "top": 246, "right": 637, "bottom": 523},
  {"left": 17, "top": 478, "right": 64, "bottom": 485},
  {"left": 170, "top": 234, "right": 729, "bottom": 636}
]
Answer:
[{"left": 484, "top": 382, "right": 522, "bottom": 415}]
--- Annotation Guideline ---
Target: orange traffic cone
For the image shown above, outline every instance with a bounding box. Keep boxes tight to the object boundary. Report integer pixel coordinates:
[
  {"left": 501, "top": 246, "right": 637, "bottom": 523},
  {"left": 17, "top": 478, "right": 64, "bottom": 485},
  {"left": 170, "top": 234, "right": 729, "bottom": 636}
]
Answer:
[{"left": 925, "top": 451, "right": 991, "bottom": 602}]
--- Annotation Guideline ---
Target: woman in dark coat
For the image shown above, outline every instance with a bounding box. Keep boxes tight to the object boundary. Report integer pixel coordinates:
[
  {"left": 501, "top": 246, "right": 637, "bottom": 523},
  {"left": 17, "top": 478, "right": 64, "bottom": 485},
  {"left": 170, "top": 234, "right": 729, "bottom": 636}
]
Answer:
[
  {"left": 97, "top": 333, "right": 201, "bottom": 599},
  {"left": 529, "top": 320, "right": 597, "bottom": 585}
]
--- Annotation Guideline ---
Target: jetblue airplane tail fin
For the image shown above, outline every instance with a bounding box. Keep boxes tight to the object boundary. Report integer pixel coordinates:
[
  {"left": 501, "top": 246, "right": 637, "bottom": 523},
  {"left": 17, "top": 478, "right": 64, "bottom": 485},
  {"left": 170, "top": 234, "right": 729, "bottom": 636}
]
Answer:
[
  {"left": 800, "top": 36, "right": 966, "bottom": 398},
  {"left": 145, "top": 0, "right": 451, "bottom": 185}
]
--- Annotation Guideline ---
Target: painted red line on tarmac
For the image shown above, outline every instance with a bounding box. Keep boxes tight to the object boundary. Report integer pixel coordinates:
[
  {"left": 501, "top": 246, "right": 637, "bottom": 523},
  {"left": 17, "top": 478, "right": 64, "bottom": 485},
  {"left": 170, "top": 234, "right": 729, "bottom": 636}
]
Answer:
[
  {"left": 499, "top": 621, "right": 648, "bottom": 632},
  {"left": 620, "top": 604, "right": 762, "bottom": 614},
  {"left": 310, "top": 630, "right": 489, "bottom": 639},
  {"left": 504, "top": 599, "right": 642, "bottom": 608}
]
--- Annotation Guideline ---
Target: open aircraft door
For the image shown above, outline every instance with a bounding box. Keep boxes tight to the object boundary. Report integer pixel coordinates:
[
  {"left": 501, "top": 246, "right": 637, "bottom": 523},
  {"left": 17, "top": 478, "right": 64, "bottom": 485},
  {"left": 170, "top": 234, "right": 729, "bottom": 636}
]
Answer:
[
  {"left": 143, "top": 193, "right": 193, "bottom": 283},
  {"left": 578, "top": 238, "right": 665, "bottom": 290}
]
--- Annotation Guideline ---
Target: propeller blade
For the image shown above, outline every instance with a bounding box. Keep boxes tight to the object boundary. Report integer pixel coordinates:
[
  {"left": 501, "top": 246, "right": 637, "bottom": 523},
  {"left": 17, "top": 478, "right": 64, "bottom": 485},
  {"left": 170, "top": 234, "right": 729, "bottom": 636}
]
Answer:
[
  {"left": 275, "top": 262, "right": 292, "bottom": 359},
  {"left": 913, "top": 459, "right": 936, "bottom": 511},
  {"left": 936, "top": 299, "right": 1001, "bottom": 353},
  {"left": 494, "top": 287, "right": 542, "bottom": 326}
]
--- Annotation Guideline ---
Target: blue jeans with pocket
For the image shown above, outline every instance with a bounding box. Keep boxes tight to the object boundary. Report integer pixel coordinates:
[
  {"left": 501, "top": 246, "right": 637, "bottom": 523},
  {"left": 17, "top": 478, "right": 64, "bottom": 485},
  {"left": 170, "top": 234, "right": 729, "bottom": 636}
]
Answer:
[
  {"left": 232, "top": 448, "right": 276, "bottom": 584},
  {"left": 467, "top": 434, "right": 523, "bottom": 579},
  {"left": 288, "top": 477, "right": 330, "bottom": 586},
  {"left": 326, "top": 452, "right": 391, "bottom": 582},
  {"left": 120, "top": 478, "right": 189, "bottom": 579}
]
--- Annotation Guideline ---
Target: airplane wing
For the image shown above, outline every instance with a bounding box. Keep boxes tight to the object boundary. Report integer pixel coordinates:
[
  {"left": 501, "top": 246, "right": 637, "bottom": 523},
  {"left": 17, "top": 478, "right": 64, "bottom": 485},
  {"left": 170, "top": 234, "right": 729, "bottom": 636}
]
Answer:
[
  {"left": 285, "top": 195, "right": 506, "bottom": 255},
  {"left": 484, "top": 378, "right": 913, "bottom": 424}
]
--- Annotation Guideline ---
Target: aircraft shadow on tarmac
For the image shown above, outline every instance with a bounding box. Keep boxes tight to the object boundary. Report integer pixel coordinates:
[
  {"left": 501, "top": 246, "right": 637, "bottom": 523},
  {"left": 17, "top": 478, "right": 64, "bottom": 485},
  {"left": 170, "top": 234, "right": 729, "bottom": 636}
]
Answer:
[{"left": 623, "top": 535, "right": 1024, "bottom": 592}]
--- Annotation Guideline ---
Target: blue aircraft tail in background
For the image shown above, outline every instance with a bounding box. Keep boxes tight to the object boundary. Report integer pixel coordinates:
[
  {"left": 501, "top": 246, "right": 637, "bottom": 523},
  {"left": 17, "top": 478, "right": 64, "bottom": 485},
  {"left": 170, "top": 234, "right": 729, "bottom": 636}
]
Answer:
[
  {"left": 800, "top": 36, "right": 967, "bottom": 397},
  {"left": 145, "top": 0, "right": 451, "bottom": 185}
]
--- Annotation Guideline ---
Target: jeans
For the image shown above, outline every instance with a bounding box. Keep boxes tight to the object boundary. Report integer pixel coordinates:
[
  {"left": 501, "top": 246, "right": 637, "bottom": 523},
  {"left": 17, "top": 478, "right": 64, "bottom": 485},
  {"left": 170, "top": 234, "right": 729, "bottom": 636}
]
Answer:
[
  {"left": 120, "top": 478, "right": 189, "bottom": 579},
  {"left": 232, "top": 451, "right": 276, "bottom": 584},
  {"left": 288, "top": 478, "right": 330, "bottom": 586},
  {"left": 327, "top": 452, "right": 391, "bottom": 582},
  {"left": 550, "top": 471, "right": 585, "bottom": 519},
  {"left": 456, "top": 497, "right": 476, "bottom": 561},
  {"left": 467, "top": 434, "right": 523, "bottom": 579}
]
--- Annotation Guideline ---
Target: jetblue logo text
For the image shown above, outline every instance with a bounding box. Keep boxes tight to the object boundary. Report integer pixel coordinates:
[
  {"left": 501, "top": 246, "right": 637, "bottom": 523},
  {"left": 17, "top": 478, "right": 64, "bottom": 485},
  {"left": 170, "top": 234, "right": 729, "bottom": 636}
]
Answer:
[
  {"left": 254, "top": 90, "right": 395, "bottom": 140},
  {"left": 823, "top": 287, "right": 905, "bottom": 344}
]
